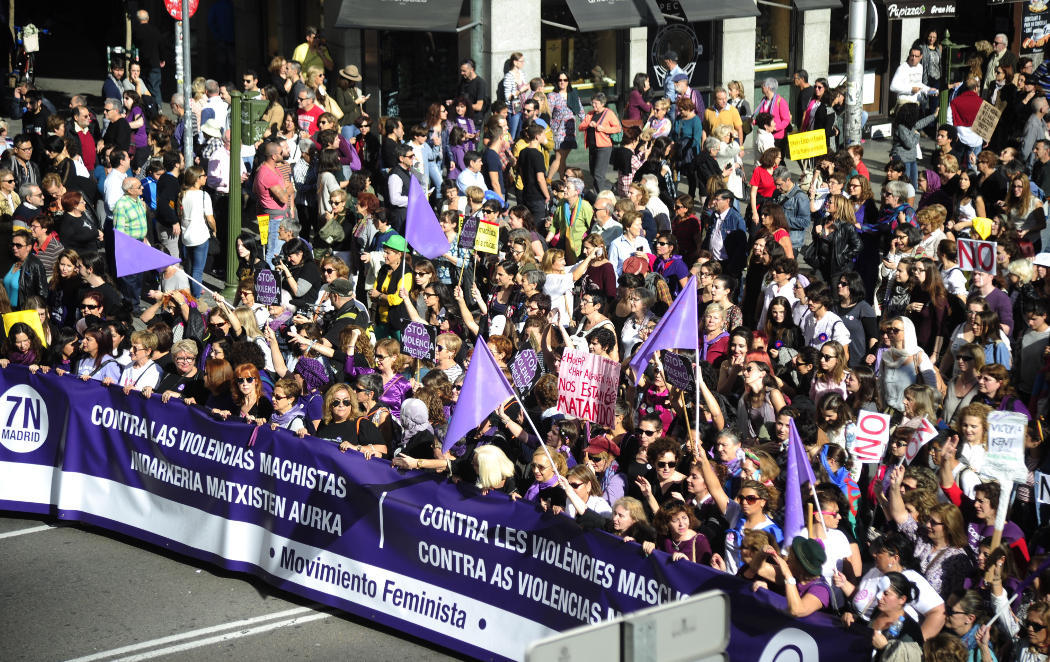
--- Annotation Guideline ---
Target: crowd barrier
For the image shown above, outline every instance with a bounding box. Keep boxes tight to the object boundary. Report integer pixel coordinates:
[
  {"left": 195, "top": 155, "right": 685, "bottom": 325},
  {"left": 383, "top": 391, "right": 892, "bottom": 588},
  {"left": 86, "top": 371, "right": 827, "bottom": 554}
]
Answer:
[{"left": 0, "top": 367, "right": 869, "bottom": 661}]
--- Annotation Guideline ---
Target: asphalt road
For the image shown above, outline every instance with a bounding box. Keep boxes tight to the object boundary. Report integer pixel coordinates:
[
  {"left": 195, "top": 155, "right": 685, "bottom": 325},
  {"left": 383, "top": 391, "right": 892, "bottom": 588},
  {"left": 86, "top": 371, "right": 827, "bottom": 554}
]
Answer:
[{"left": 0, "top": 513, "right": 461, "bottom": 662}]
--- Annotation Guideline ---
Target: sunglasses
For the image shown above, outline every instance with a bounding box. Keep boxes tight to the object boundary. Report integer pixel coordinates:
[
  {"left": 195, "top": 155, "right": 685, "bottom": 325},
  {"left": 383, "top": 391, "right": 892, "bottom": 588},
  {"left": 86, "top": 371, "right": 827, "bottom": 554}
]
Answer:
[
  {"left": 236, "top": 377, "right": 256, "bottom": 384},
  {"left": 891, "top": 440, "right": 909, "bottom": 448},
  {"left": 80, "top": 302, "right": 100, "bottom": 309},
  {"left": 273, "top": 393, "right": 290, "bottom": 401},
  {"left": 655, "top": 461, "right": 676, "bottom": 469},
  {"left": 323, "top": 268, "right": 336, "bottom": 274},
  {"left": 1026, "top": 621, "right": 1047, "bottom": 633},
  {"left": 568, "top": 482, "right": 585, "bottom": 489},
  {"left": 332, "top": 398, "right": 353, "bottom": 407},
  {"left": 453, "top": 384, "right": 463, "bottom": 391},
  {"left": 635, "top": 428, "right": 659, "bottom": 436},
  {"left": 735, "top": 494, "right": 761, "bottom": 505},
  {"left": 654, "top": 241, "right": 671, "bottom": 246},
  {"left": 820, "top": 510, "right": 841, "bottom": 519},
  {"left": 819, "top": 354, "right": 836, "bottom": 361},
  {"left": 587, "top": 454, "right": 603, "bottom": 462},
  {"left": 881, "top": 328, "right": 901, "bottom": 335}
]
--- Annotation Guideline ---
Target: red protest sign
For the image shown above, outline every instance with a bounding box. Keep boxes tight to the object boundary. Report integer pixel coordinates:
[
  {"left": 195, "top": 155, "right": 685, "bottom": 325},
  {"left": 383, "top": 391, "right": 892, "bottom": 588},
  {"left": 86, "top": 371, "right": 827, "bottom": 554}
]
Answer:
[
  {"left": 165, "top": 0, "right": 199, "bottom": 20},
  {"left": 958, "top": 238, "right": 997, "bottom": 274},
  {"left": 556, "top": 348, "right": 619, "bottom": 427},
  {"left": 851, "top": 411, "right": 891, "bottom": 463},
  {"left": 904, "top": 417, "right": 939, "bottom": 464}
]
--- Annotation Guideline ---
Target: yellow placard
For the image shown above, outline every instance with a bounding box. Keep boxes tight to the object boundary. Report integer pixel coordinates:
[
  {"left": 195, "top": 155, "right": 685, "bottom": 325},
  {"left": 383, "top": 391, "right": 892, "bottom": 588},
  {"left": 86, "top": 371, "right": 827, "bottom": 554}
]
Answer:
[
  {"left": 787, "top": 129, "right": 828, "bottom": 161},
  {"left": 257, "top": 215, "right": 270, "bottom": 247},
  {"left": 475, "top": 219, "right": 500, "bottom": 255},
  {"left": 3, "top": 310, "right": 47, "bottom": 347}
]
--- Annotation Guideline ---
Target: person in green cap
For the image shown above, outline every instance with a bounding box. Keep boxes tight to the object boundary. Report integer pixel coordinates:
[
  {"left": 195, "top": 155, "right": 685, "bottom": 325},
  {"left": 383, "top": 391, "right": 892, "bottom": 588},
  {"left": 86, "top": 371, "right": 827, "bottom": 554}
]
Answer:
[
  {"left": 369, "top": 234, "right": 412, "bottom": 339},
  {"left": 753, "top": 537, "right": 830, "bottom": 618}
]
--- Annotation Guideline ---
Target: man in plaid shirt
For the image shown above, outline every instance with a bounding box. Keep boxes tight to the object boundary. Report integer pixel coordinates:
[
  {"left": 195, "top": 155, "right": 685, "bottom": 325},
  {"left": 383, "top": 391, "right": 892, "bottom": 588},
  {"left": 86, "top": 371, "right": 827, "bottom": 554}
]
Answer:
[{"left": 113, "top": 176, "right": 149, "bottom": 309}]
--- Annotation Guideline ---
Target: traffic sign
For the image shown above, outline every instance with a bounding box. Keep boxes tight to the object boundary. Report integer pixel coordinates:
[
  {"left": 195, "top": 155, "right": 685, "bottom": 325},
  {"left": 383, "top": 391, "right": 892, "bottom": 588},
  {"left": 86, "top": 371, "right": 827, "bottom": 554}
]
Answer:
[{"left": 165, "top": 0, "right": 199, "bottom": 20}]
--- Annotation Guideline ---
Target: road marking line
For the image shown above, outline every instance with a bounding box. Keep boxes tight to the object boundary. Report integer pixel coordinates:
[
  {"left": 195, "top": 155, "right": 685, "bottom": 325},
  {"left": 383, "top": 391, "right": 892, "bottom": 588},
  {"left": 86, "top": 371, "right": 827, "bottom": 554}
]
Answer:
[
  {"left": 113, "top": 613, "right": 332, "bottom": 661},
  {"left": 0, "top": 524, "right": 53, "bottom": 539},
  {"left": 64, "top": 607, "right": 318, "bottom": 662}
]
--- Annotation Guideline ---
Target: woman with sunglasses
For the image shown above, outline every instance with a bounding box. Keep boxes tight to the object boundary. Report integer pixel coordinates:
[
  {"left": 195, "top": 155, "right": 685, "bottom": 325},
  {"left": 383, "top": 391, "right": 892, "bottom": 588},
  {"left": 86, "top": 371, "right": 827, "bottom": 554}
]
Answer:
[
  {"left": 105, "top": 329, "right": 163, "bottom": 394},
  {"left": 833, "top": 271, "right": 877, "bottom": 369},
  {"left": 696, "top": 442, "right": 782, "bottom": 574},
  {"left": 885, "top": 465, "right": 975, "bottom": 599},
  {"left": 942, "top": 296, "right": 997, "bottom": 376},
  {"left": 212, "top": 363, "right": 273, "bottom": 425},
  {"left": 810, "top": 341, "right": 849, "bottom": 403},
  {"left": 651, "top": 231, "right": 689, "bottom": 298},
  {"left": 943, "top": 591, "right": 994, "bottom": 661},
  {"left": 267, "top": 377, "right": 310, "bottom": 438},
  {"left": 633, "top": 437, "right": 687, "bottom": 518},
  {"left": 736, "top": 360, "right": 787, "bottom": 439},
  {"left": 559, "top": 464, "right": 613, "bottom": 522},
  {"left": 547, "top": 71, "right": 583, "bottom": 179},
  {"left": 874, "top": 316, "right": 938, "bottom": 416}
]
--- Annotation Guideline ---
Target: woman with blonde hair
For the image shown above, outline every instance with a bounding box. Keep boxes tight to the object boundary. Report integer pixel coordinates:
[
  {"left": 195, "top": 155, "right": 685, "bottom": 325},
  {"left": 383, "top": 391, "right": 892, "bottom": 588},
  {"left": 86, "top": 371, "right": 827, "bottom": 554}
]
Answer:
[
  {"left": 1004, "top": 172, "right": 1047, "bottom": 250},
  {"left": 189, "top": 77, "right": 207, "bottom": 128},
  {"left": 900, "top": 383, "right": 941, "bottom": 429},
  {"left": 526, "top": 448, "right": 568, "bottom": 505},
  {"left": 645, "top": 97, "right": 672, "bottom": 139},
  {"left": 943, "top": 342, "right": 984, "bottom": 424},
  {"left": 474, "top": 445, "right": 517, "bottom": 496},
  {"left": 374, "top": 337, "right": 413, "bottom": 418},
  {"left": 230, "top": 306, "right": 274, "bottom": 372},
  {"left": 805, "top": 193, "right": 859, "bottom": 284}
]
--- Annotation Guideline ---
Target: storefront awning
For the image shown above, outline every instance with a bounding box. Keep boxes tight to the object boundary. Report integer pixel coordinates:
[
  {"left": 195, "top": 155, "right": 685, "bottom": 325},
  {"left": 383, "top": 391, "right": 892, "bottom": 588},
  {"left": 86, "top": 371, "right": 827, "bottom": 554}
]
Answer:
[
  {"left": 793, "top": 0, "right": 842, "bottom": 9},
  {"left": 327, "top": 0, "right": 464, "bottom": 32},
  {"left": 564, "top": 0, "right": 666, "bottom": 33},
  {"left": 676, "top": 0, "right": 760, "bottom": 22}
]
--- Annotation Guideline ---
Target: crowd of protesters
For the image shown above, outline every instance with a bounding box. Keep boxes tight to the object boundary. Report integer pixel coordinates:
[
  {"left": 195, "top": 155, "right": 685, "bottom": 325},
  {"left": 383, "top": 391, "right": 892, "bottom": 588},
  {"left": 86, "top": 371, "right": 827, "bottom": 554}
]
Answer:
[{"left": 10, "top": 18, "right": 1050, "bottom": 661}]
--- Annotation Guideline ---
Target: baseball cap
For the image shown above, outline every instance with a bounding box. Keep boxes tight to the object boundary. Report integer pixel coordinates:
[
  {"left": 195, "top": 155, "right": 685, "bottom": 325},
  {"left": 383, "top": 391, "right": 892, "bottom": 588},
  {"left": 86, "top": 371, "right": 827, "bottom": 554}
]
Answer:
[{"left": 325, "top": 278, "right": 353, "bottom": 297}]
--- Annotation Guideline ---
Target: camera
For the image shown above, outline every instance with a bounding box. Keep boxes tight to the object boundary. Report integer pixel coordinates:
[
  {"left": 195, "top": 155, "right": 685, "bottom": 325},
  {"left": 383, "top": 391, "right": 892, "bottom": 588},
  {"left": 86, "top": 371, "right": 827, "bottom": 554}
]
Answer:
[{"left": 272, "top": 255, "right": 283, "bottom": 267}]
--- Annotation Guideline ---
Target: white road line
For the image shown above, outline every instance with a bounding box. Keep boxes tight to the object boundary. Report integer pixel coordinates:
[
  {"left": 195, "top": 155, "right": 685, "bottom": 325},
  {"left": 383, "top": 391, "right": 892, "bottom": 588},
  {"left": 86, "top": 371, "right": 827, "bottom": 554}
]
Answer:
[
  {"left": 113, "top": 612, "right": 332, "bottom": 661},
  {"left": 0, "top": 524, "right": 53, "bottom": 539},
  {"left": 64, "top": 607, "right": 319, "bottom": 662}
]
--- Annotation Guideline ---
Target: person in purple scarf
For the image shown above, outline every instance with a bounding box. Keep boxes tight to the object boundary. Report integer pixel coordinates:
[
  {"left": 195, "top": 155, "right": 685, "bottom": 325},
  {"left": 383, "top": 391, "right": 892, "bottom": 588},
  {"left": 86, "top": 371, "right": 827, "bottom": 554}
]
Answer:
[
  {"left": 269, "top": 377, "right": 310, "bottom": 437},
  {"left": 1, "top": 322, "right": 43, "bottom": 368},
  {"left": 525, "top": 447, "right": 567, "bottom": 508},
  {"left": 293, "top": 356, "right": 330, "bottom": 430}
]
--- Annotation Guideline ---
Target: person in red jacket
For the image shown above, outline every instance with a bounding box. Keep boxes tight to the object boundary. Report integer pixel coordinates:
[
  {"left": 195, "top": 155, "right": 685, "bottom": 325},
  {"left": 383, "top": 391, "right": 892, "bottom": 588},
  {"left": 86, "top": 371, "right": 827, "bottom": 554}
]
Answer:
[
  {"left": 950, "top": 76, "right": 984, "bottom": 165},
  {"left": 579, "top": 92, "right": 622, "bottom": 191}
]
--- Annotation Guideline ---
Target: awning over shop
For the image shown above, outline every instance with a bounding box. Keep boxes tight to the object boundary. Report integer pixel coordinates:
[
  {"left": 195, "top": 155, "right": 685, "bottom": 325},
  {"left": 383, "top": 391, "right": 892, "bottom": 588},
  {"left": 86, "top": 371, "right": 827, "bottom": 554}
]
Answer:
[
  {"left": 676, "top": 0, "right": 760, "bottom": 22},
  {"left": 328, "top": 0, "right": 464, "bottom": 32},
  {"left": 793, "top": 0, "right": 843, "bottom": 9},
  {"left": 564, "top": 0, "right": 666, "bottom": 33}
]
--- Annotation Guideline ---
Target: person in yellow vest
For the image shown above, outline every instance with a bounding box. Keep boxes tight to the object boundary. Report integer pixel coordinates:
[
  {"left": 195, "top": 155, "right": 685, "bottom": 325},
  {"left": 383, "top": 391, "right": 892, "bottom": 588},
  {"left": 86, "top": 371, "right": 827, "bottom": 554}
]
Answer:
[
  {"left": 369, "top": 234, "right": 413, "bottom": 340},
  {"left": 703, "top": 87, "right": 743, "bottom": 145},
  {"left": 546, "top": 177, "right": 592, "bottom": 263},
  {"left": 291, "top": 27, "right": 333, "bottom": 75}
]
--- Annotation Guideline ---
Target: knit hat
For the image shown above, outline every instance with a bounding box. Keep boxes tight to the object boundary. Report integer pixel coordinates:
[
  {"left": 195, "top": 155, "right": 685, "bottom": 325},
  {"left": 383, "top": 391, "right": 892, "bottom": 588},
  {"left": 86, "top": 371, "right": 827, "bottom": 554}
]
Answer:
[{"left": 293, "top": 357, "right": 329, "bottom": 393}]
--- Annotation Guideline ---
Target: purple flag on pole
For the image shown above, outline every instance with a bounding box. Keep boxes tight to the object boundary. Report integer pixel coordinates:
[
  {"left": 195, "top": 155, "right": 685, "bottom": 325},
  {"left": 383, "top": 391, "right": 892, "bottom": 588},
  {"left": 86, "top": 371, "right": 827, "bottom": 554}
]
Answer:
[
  {"left": 114, "top": 229, "right": 180, "bottom": 278},
  {"left": 627, "top": 274, "right": 699, "bottom": 383},
  {"left": 784, "top": 419, "right": 817, "bottom": 544},
  {"left": 405, "top": 176, "right": 450, "bottom": 259},
  {"left": 443, "top": 340, "right": 516, "bottom": 452}
]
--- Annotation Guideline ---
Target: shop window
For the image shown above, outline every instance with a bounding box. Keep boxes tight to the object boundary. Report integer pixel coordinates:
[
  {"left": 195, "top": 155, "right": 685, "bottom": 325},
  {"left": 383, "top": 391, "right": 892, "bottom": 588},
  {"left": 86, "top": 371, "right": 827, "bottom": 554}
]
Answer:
[
  {"left": 828, "top": 1, "right": 887, "bottom": 69},
  {"left": 756, "top": 1, "right": 795, "bottom": 81},
  {"left": 541, "top": 0, "right": 624, "bottom": 102}
]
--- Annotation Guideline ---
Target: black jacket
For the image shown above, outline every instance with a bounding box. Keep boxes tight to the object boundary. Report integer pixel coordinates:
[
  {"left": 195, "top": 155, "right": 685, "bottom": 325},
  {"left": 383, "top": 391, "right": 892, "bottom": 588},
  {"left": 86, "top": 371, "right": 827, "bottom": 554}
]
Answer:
[
  {"left": 102, "top": 118, "right": 132, "bottom": 152},
  {"left": 804, "top": 221, "right": 861, "bottom": 283},
  {"left": 155, "top": 173, "right": 180, "bottom": 230},
  {"left": 17, "top": 253, "right": 47, "bottom": 304},
  {"left": 57, "top": 211, "right": 101, "bottom": 255}
]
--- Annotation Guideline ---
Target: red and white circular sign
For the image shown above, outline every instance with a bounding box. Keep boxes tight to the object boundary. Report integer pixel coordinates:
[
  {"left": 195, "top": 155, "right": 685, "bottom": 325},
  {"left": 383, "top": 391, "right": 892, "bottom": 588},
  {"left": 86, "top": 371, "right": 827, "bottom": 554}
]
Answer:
[{"left": 164, "top": 0, "right": 199, "bottom": 21}]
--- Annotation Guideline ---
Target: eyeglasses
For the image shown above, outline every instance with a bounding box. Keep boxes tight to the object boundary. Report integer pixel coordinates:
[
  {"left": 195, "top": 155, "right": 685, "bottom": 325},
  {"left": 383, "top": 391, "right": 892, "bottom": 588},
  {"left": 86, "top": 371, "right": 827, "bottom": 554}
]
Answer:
[
  {"left": 131, "top": 345, "right": 147, "bottom": 354},
  {"left": 587, "top": 454, "right": 603, "bottom": 463},
  {"left": 654, "top": 241, "right": 670, "bottom": 247},
  {"left": 322, "top": 268, "right": 336, "bottom": 274},
  {"left": 375, "top": 353, "right": 389, "bottom": 360},
  {"left": 414, "top": 271, "right": 429, "bottom": 277},
  {"left": 236, "top": 377, "right": 256, "bottom": 384},
  {"left": 273, "top": 393, "right": 290, "bottom": 401},
  {"left": 11, "top": 243, "right": 27, "bottom": 249},
  {"left": 958, "top": 356, "right": 975, "bottom": 363},
  {"left": 820, "top": 510, "right": 841, "bottom": 519},
  {"left": 80, "top": 302, "right": 100, "bottom": 309},
  {"left": 568, "top": 482, "right": 585, "bottom": 489},
  {"left": 297, "top": 96, "right": 308, "bottom": 102},
  {"left": 424, "top": 291, "right": 437, "bottom": 298},
  {"left": 352, "top": 386, "right": 369, "bottom": 393},
  {"left": 332, "top": 398, "right": 353, "bottom": 407},
  {"left": 453, "top": 384, "right": 462, "bottom": 391},
  {"left": 174, "top": 356, "right": 195, "bottom": 362},
  {"left": 558, "top": 78, "right": 568, "bottom": 82},
  {"left": 881, "top": 328, "right": 901, "bottom": 335},
  {"left": 927, "top": 519, "right": 944, "bottom": 528},
  {"left": 735, "top": 494, "right": 761, "bottom": 505},
  {"left": 819, "top": 354, "right": 836, "bottom": 361},
  {"left": 635, "top": 428, "right": 659, "bottom": 436},
  {"left": 891, "top": 440, "right": 909, "bottom": 448},
  {"left": 838, "top": 281, "right": 849, "bottom": 287},
  {"left": 1, "top": 178, "right": 13, "bottom": 183},
  {"left": 1026, "top": 621, "right": 1047, "bottom": 633},
  {"left": 656, "top": 461, "right": 676, "bottom": 469}
]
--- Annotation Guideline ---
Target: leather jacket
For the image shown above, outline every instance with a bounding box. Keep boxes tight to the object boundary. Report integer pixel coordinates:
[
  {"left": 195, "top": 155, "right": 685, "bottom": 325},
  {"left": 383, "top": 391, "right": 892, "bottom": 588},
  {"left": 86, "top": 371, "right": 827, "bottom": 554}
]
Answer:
[{"left": 17, "top": 253, "right": 47, "bottom": 304}]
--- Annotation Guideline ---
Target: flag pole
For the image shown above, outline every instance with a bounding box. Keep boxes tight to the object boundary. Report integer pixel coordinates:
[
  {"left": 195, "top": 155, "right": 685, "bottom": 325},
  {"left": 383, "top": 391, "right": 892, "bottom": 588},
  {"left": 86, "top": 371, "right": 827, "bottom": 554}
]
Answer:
[
  {"left": 693, "top": 359, "right": 702, "bottom": 458},
  {"left": 509, "top": 388, "right": 558, "bottom": 473}
]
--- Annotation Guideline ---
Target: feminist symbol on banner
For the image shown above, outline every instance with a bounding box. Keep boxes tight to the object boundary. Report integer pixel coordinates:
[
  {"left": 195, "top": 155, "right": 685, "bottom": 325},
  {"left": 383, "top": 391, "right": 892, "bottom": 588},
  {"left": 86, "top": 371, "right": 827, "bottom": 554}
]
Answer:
[
  {"left": 660, "top": 352, "right": 694, "bottom": 393},
  {"left": 510, "top": 349, "right": 541, "bottom": 394},
  {"left": 402, "top": 322, "right": 437, "bottom": 361},
  {"left": 255, "top": 270, "right": 280, "bottom": 305},
  {"left": 458, "top": 214, "right": 480, "bottom": 251}
]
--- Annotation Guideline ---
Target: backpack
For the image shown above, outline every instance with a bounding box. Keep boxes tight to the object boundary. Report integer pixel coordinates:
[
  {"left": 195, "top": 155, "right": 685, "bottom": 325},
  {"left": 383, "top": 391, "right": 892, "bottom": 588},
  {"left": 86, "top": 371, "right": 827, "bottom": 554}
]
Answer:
[
  {"left": 643, "top": 272, "right": 673, "bottom": 311},
  {"left": 622, "top": 254, "right": 650, "bottom": 275},
  {"left": 140, "top": 94, "right": 160, "bottom": 122},
  {"left": 318, "top": 213, "right": 346, "bottom": 245}
]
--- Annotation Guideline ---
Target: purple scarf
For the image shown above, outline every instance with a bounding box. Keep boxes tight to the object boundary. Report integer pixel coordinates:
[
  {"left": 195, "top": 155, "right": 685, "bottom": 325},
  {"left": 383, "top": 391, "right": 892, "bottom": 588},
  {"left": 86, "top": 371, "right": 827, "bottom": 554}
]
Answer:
[
  {"left": 525, "top": 474, "right": 559, "bottom": 502},
  {"left": 270, "top": 401, "right": 307, "bottom": 429},
  {"left": 8, "top": 349, "right": 36, "bottom": 365}
]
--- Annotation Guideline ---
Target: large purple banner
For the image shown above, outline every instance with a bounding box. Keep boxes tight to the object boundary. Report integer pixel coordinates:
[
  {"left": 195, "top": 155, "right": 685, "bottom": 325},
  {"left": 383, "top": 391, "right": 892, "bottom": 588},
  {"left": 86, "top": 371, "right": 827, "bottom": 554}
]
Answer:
[{"left": 0, "top": 367, "right": 868, "bottom": 661}]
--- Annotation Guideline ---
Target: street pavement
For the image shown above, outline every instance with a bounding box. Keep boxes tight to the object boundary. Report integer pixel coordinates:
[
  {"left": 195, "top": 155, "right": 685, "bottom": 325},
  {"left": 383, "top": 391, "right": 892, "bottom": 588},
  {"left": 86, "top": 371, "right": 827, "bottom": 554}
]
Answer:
[{"left": 0, "top": 514, "right": 458, "bottom": 662}]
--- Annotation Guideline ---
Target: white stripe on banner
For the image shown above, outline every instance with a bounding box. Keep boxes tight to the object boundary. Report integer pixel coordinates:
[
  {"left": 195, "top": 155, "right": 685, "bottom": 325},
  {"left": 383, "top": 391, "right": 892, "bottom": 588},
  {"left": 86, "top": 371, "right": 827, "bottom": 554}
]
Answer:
[
  {"left": 65, "top": 607, "right": 319, "bottom": 662},
  {"left": 0, "top": 461, "right": 55, "bottom": 505},
  {"left": 54, "top": 470, "right": 556, "bottom": 660}
]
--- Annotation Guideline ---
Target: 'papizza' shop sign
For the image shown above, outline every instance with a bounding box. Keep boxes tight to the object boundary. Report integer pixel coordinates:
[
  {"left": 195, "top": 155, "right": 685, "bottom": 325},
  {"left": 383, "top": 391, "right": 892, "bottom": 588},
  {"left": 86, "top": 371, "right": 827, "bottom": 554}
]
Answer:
[
  {"left": 885, "top": 1, "right": 957, "bottom": 19},
  {"left": 0, "top": 367, "right": 870, "bottom": 662}
]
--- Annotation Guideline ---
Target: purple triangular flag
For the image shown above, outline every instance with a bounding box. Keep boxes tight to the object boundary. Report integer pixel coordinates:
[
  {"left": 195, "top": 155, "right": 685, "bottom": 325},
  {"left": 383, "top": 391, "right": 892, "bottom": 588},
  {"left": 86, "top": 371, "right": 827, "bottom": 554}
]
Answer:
[
  {"left": 443, "top": 340, "right": 516, "bottom": 453},
  {"left": 114, "top": 229, "right": 180, "bottom": 278},
  {"left": 784, "top": 419, "right": 816, "bottom": 544},
  {"left": 627, "top": 274, "right": 699, "bottom": 383},
  {"left": 405, "top": 176, "right": 450, "bottom": 260}
]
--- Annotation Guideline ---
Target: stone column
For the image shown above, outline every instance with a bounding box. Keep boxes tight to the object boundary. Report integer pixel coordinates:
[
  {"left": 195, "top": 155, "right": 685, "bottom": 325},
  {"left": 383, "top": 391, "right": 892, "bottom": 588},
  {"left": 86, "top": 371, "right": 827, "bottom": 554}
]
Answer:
[
  {"left": 797, "top": 9, "right": 832, "bottom": 81},
  {"left": 482, "top": 0, "right": 542, "bottom": 100},
  {"left": 897, "top": 18, "right": 921, "bottom": 65},
  {"left": 626, "top": 27, "right": 649, "bottom": 80},
  {"left": 721, "top": 18, "right": 757, "bottom": 108}
]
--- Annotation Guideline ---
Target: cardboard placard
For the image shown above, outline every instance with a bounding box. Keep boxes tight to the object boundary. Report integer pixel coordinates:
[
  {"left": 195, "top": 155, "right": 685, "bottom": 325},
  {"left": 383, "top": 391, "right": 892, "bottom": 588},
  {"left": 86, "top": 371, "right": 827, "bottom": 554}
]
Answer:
[
  {"left": 985, "top": 411, "right": 1029, "bottom": 484},
  {"left": 255, "top": 269, "right": 280, "bottom": 305},
  {"left": 402, "top": 322, "right": 437, "bottom": 361},
  {"left": 457, "top": 214, "right": 480, "bottom": 251},
  {"left": 904, "top": 417, "right": 938, "bottom": 464},
  {"left": 1037, "top": 471, "right": 1050, "bottom": 505},
  {"left": 970, "top": 101, "right": 1002, "bottom": 144},
  {"left": 660, "top": 352, "right": 694, "bottom": 393},
  {"left": 510, "top": 349, "right": 541, "bottom": 394},
  {"left": 556, "top": 348, "right": 620, "bottom": 427},
  {"left": 475, "top": 218, "right": 500, "bottom": 255},
  {"left": 787, "top": 129, "right": 828, "bottom": 161},
  {"left": 851, "top": 411, "right": 892, "bottom": 463},
  {"left": 958, "top": 238, "right": 997, "bottom": 274},
  {"left": 257, "top": 215, "right": 270, "bottom": 247}
]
